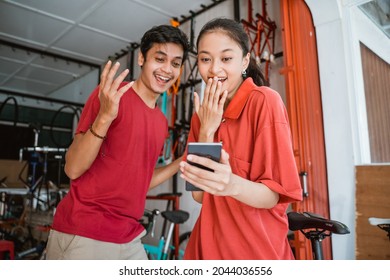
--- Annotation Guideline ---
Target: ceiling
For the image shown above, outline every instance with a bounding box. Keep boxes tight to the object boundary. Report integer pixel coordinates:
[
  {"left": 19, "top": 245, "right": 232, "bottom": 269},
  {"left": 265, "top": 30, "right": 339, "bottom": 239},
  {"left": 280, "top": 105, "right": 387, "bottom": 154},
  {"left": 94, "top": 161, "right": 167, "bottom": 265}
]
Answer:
[
  {"left": 1, "top": 0, "right": 388, "bottom": 105},
  {"left": 0, "top": 0, "right": 222, "bottom": 101}
]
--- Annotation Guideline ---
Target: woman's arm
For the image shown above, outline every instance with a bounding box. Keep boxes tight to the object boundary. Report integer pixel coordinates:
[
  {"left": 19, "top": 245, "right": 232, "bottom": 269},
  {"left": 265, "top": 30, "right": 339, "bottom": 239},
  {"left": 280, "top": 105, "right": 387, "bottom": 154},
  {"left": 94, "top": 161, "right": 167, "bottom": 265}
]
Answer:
[
  {"left": 183, "top": 78, "right": 228, "bottom": 202},
  {"left": 179, "top": 149, "right": 279, "bottom": 209},
  {"left": 193, "top": 78, "right": 227, "bottom": 142}
]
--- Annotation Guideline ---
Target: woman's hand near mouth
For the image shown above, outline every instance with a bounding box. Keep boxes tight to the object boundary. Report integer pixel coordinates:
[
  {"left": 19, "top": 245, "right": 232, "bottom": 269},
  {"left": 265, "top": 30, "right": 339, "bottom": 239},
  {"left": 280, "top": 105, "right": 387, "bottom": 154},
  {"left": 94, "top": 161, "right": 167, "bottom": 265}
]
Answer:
[{"left": 194, "top": 77, "right": 228, "bottom": 142}]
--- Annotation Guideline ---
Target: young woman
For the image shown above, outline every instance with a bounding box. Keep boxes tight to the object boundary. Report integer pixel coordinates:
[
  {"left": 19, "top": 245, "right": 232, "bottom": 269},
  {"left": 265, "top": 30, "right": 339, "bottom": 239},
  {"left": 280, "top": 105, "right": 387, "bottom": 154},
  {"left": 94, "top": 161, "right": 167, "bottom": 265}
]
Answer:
[{"left": 179, "top": 18, "right": 302, "bottom": 259}]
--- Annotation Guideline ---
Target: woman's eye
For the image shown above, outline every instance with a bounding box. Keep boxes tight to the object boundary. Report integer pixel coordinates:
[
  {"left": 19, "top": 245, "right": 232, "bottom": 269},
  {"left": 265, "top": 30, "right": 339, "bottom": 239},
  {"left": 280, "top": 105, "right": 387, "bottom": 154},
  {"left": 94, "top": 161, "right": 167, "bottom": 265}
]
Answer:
[
  {"left": 222, "top": 57, "right": 232, "bottom": 62},
  {"left": 200, "top": 57, "right": 210, "bottom": 62}
]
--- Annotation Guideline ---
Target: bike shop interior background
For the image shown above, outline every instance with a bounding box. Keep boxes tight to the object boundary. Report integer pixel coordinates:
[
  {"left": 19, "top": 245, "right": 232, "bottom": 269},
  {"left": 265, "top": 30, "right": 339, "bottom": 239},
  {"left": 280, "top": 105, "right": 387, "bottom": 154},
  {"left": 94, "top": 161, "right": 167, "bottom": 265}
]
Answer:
[{"left": 0, "top": 0, "right": 389, "bottom": 260}]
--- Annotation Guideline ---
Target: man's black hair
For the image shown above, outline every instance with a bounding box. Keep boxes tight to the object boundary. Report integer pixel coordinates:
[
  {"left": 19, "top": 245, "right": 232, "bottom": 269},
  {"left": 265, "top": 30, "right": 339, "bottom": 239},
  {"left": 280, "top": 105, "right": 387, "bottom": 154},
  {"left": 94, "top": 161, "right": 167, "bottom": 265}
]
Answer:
[{"left": 140, "top": 25, "right": 190, "bottom": 64}]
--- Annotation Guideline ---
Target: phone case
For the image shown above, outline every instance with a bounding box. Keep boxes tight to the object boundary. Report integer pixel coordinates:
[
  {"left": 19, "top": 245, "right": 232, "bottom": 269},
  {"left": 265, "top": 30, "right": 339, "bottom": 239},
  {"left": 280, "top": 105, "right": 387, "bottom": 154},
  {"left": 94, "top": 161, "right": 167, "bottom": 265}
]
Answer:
[{"left": 185, "top": 142, "right": 222, "bottom": 191}]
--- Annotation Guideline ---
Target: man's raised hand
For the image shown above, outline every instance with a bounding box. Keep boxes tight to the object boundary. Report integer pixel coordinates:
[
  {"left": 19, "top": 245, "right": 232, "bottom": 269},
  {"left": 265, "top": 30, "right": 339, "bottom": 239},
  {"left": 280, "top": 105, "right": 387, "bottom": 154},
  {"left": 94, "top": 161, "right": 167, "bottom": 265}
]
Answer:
[{"left": 98, "top": 61, "right": 133, "bottom": 122}]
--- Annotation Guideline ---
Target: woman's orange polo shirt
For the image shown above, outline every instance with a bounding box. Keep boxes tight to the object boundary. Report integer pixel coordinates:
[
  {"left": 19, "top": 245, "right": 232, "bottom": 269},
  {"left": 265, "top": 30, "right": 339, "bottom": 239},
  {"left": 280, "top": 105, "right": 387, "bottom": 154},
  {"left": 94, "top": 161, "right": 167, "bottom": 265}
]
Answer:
[{"left": 184, "top": 78, "right": 302, "bottom": 260}]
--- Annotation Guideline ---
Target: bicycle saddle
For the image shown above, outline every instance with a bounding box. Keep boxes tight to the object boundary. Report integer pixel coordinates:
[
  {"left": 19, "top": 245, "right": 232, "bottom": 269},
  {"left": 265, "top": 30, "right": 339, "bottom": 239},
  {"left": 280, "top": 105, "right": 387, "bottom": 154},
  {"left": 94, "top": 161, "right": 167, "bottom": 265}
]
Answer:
[
  {"left": 157, "top": 192, "right": 182, "bottom": 197},
  {"left": 368, "top": 217, "right": 390, "bottom": 227},
  {"left": 368, "top": 217, "right": 390, "bottom": 240},
  {"left": 288, "top": 211, "right": 350, "bottom": 234},
  {"left": 162, "top": 210, "right": 189, "bottom": 224}
]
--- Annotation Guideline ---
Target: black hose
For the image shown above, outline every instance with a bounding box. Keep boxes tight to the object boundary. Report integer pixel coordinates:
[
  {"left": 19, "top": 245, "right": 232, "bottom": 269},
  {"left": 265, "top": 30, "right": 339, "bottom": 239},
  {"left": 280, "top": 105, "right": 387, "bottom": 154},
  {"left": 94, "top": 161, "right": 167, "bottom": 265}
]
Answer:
[
  {"left": 50, "top": 105, "right": 80, "bottom": 148},
  {"left": 0, "top": 96, "right": 19, "bottom": 126}
]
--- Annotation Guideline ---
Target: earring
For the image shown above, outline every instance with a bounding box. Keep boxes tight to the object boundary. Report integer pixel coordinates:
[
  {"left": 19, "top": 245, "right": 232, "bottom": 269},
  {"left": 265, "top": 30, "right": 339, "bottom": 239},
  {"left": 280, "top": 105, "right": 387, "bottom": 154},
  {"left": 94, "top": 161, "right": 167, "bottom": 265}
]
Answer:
[{"left": 242, "top": 69, "right": 247, "bottom": 78}]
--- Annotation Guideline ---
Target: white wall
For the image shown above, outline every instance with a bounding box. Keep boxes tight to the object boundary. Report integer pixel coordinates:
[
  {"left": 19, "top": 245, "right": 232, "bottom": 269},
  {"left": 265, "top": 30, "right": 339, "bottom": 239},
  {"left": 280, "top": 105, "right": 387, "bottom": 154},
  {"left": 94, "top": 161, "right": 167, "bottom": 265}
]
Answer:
[{"left": 305, "top": 0, "right": 390, "bottom": 259}]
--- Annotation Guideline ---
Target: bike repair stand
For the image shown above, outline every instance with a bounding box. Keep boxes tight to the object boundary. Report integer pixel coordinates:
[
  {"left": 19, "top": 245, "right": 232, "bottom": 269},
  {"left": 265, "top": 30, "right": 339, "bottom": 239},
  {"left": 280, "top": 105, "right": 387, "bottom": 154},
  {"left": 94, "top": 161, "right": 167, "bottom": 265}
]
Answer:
[
  {"left": 29, "top": 124, "right": 41, "bottom": 207},
  {"left": 21, "top": 146, "right": 67, "bottom": 212},
  {"left": 22, "top": 123, "right": 49, "bottom": 212},
  {"left": 16, "top": 125, "right": 67, "bottom": 259}
]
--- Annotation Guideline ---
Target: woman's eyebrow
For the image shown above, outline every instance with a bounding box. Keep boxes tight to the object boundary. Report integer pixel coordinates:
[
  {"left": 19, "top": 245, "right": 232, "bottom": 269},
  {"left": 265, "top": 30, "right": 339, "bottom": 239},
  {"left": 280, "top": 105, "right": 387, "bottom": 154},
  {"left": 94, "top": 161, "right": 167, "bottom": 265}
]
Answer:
[{"left": 198, "top": 48, "right": 235, "bottom": 54}]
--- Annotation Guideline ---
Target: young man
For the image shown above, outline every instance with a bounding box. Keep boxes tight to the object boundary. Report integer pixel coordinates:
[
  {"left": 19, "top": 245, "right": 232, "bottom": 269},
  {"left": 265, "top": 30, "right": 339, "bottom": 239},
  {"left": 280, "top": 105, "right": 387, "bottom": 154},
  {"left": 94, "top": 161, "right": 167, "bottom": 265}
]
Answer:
[{"left": 45, "top": 25, "right": 190, "bottom": 260}]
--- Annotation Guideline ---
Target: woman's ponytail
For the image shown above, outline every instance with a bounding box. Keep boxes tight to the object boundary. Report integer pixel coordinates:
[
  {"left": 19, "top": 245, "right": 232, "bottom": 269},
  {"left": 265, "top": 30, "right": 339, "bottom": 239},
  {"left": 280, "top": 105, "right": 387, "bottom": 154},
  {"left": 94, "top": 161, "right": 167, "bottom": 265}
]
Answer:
[{"left": 246, "top": 57, "right": 268, "bottom": 87}]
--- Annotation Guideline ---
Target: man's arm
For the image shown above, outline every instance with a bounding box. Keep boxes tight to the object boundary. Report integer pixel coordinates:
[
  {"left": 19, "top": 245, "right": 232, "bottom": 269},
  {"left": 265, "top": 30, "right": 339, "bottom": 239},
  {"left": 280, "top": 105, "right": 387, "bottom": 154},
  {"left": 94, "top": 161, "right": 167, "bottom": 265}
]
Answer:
[
  {"left": 64, "top": 61, "right": 132, "bottom": 180},
  {"left": 149, "top": 156, "right": 183, "bottom": 189}
]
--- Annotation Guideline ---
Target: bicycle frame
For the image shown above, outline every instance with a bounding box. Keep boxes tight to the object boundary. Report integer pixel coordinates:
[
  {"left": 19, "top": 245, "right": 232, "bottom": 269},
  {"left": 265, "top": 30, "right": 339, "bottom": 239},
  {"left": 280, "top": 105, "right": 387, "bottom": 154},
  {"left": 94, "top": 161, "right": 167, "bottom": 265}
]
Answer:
[
  {"left": 143, "top": 219, "right": 186, "bottom": 260},
  {"left": 141, "top": 206, "right": 189, "bottom": 260},
  {"left": 143, "top": 238, "right": 184, "bottom": 260},
  {"left": 144, "top": 238, "right": 167, "bottom": 260}
]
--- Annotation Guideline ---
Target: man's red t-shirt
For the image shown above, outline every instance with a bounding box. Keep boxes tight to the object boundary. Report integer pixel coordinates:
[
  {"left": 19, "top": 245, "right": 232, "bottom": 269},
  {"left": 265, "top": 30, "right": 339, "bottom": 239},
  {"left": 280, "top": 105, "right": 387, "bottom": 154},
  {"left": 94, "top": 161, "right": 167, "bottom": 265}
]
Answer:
[{"left": 52, "top": 85, "right": 167, "bottom": 243}]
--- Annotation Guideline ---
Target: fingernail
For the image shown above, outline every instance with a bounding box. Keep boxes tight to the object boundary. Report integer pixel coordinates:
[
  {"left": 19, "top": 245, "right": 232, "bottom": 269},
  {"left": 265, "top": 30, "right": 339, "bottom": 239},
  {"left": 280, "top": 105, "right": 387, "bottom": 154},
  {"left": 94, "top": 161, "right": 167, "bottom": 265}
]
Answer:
[{"left": 187, "top": 155, "right": 193, "bottom": 161}]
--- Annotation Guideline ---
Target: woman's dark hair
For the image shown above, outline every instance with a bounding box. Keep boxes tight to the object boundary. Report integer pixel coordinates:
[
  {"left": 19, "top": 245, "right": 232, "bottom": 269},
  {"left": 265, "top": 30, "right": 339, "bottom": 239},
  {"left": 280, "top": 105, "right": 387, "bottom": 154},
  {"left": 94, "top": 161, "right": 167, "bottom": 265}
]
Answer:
[
  {"left": 140, "top": 25, "right": 190, "bottom": 64},
  {"left": 196, "top": 17, "right": 268, "bottom": 86}
]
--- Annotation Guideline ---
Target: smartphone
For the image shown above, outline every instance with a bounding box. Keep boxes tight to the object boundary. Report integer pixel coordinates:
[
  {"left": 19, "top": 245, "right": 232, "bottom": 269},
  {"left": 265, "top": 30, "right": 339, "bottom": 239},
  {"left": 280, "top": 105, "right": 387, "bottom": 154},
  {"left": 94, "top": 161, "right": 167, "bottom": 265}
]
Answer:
[{"left": 185, "top": 142, "right": 222, "bottom": 191}]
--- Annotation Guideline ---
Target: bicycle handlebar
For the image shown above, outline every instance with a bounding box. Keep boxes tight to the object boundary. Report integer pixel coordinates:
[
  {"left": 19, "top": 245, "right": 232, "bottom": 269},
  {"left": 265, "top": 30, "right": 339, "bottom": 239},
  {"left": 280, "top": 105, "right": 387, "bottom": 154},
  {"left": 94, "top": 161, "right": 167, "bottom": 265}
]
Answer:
[{"left": 141, "top": 209, "right": 160, "bottom": 237}]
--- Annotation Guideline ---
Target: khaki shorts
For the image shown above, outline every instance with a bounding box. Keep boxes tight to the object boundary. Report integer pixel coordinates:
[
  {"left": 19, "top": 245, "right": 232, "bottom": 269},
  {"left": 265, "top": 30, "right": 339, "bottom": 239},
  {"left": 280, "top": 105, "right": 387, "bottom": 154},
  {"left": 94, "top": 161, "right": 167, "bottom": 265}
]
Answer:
[{"left": 45, "top": 229, "right": 147, "bottom": 260}]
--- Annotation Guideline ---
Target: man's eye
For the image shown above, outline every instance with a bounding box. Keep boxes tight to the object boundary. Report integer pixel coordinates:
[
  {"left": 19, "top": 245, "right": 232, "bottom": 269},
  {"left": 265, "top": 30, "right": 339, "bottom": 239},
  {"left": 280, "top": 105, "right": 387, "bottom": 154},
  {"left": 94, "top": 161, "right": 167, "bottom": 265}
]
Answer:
[
  {"left": 172, "top": 62, "right": 181, "bottom": 68},
  {"left": 156, "top": 57, "right": 164, "bottom": 62}
]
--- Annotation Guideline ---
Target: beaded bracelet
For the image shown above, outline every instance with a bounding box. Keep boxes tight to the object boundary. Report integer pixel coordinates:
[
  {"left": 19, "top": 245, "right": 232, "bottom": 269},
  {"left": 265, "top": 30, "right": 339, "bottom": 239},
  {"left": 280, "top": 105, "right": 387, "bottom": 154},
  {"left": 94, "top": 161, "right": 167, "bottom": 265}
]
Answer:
[{"left": 89, "top": 124, "right": 106, "bottom": 140}]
